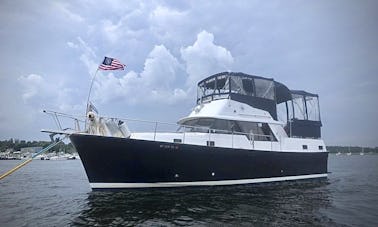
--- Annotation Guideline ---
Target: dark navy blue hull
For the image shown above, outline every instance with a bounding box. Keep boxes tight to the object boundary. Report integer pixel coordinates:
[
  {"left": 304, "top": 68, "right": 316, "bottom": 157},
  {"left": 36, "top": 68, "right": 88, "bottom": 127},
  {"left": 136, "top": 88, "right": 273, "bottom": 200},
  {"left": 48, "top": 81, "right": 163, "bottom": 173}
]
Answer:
[{"left": 70, "top": 134, "right": 328, "bottom": 188}]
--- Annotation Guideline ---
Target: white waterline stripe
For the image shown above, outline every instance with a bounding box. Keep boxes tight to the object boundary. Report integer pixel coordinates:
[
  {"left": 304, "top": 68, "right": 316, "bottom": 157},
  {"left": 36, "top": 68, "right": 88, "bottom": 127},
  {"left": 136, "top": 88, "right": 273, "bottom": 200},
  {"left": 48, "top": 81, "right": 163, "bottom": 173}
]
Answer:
[{"left": 90, "top": 173, "right": 328, "bottom": 189}]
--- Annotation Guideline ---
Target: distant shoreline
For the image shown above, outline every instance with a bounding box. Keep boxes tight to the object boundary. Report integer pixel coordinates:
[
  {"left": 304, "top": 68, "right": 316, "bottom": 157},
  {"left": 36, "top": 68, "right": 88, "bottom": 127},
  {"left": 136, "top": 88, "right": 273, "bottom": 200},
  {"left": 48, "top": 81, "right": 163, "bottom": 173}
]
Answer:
[{"left": 327, "top": 146, "right": 378, "bottom": 154}]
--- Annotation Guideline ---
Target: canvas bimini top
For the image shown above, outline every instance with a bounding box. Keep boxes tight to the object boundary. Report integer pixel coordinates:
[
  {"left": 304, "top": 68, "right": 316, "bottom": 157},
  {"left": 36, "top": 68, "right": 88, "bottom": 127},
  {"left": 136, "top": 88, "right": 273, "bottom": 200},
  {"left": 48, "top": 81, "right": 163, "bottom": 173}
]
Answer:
[
  {"left": 197, "top": 72, "right": 322, "bottom": 138},
  {"left": 197, "top": 72, "right": 293, "bottom": 120}
]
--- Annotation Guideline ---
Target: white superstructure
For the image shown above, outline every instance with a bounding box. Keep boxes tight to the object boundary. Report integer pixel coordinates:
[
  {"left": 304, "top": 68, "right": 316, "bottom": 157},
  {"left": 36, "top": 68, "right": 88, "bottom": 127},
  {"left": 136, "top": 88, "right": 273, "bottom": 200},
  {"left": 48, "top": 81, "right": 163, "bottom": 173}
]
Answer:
[{"left": 131, "top": 98, "right": 325, "bottom": 153}]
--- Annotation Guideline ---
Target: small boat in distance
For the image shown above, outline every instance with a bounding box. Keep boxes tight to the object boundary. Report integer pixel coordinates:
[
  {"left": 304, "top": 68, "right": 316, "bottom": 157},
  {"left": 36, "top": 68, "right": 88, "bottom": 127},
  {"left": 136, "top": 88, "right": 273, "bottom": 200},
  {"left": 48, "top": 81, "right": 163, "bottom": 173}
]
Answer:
[{"left": 43, "top": 72, "right": 328, "bottom": 189}]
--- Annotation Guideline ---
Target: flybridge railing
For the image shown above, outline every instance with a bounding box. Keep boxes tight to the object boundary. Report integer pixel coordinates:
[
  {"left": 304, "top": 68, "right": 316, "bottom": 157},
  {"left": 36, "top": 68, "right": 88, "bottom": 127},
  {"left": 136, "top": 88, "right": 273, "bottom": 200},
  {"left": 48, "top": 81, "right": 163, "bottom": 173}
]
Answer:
[{"left": 43, "top": 111, "right": 277, "bottom": 150}]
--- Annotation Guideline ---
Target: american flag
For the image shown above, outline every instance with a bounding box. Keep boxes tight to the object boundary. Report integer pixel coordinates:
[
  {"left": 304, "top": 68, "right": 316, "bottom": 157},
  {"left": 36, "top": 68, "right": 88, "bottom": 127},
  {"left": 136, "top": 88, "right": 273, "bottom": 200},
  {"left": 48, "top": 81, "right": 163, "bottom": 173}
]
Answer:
[{"left": 98, "top": 57, "right": 125, "bottom": 70}]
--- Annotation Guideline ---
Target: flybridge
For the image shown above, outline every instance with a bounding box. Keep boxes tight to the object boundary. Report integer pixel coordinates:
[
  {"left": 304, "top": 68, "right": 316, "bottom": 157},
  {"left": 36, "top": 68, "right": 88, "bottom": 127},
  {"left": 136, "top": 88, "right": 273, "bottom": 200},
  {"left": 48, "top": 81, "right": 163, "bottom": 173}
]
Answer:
[{"left": 197, "top": 72, "right": 322, "bottom": 139}]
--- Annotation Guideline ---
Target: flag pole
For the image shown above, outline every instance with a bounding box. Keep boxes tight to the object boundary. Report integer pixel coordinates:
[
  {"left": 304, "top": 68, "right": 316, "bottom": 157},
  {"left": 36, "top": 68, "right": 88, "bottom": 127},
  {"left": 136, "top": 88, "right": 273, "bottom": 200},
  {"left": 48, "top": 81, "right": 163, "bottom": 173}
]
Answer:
[
  {"left": 86, "top": 68, "right": 99, "bottom": 113},
  {"left": 85, "top": 68, "right": 99, "bottom": 130}
]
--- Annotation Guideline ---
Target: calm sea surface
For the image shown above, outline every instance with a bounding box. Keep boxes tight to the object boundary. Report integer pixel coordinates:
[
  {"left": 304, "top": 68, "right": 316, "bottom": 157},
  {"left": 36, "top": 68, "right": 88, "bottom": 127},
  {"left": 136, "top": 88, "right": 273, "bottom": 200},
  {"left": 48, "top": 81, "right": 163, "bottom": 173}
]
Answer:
[{"left": 0, "top": 154, "right": 377, "bottom": 226}]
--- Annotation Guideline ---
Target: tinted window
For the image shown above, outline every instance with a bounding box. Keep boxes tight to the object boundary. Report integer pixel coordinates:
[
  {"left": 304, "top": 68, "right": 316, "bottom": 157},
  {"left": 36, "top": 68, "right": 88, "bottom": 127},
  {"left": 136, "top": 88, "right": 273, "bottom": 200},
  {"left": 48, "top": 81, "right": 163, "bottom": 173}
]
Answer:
[{"left": 242, "top": 78, "right": 254, "bottom": 95}]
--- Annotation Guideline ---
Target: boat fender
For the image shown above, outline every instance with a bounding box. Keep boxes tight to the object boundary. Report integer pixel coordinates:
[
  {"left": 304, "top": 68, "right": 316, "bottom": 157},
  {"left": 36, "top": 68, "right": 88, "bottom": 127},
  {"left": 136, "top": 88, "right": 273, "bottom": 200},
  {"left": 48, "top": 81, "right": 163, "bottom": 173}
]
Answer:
[{"left": 119, "top": 123, "right": 131, "bottom": 138}]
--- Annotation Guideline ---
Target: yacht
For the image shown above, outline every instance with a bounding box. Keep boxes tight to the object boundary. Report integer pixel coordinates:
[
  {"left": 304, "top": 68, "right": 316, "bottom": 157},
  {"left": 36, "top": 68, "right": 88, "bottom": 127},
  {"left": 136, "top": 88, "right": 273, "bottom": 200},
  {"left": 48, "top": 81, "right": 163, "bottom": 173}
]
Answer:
[{"left": 43, "top": 72, "right": 328, "bottom": 189}]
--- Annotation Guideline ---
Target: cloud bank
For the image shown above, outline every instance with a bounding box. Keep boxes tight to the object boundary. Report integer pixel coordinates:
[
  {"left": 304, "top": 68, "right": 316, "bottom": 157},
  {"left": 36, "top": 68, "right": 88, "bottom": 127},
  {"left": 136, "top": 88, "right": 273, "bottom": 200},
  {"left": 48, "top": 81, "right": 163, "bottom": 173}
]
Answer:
[{"left": 89, "top": 30, "right": 233, "bottom": 105}]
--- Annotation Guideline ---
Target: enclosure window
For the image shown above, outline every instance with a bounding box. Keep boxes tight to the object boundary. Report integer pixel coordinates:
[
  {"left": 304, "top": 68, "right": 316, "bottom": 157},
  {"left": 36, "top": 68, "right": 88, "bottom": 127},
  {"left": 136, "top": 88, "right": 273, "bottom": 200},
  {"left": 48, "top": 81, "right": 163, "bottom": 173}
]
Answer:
[
  {"left": 254, "top": 78, "right": 274, "bottom": 100},
  {"left": 242, "top": 78, "right": 254, "bottom": 96}
]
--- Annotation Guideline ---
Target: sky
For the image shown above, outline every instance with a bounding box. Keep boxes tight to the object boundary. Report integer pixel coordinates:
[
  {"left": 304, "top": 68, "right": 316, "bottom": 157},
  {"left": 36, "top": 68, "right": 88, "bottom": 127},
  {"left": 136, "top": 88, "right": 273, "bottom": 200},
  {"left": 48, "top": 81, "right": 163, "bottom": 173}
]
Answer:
[{"left": 0, "top": 0, "right": 377, "bottom": 147}]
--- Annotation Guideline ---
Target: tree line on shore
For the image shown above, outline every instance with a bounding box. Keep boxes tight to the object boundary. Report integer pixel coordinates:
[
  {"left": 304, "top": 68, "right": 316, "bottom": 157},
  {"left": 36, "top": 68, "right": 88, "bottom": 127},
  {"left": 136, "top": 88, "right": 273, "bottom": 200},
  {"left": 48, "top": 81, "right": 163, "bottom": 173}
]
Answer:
[
  {"left": 0, "top": 139, "right": 75, "bottom": 153},
  {"left": 327, "top": 146, "right": 378, "bottom": 154}
]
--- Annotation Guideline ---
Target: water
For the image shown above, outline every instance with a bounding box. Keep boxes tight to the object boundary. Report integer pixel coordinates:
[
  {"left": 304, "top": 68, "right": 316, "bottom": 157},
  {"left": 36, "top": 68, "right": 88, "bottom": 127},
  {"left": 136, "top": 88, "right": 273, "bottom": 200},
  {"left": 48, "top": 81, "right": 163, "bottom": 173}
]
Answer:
[{"left": 1, "top": 155, "right": 377, "bottom": 226}]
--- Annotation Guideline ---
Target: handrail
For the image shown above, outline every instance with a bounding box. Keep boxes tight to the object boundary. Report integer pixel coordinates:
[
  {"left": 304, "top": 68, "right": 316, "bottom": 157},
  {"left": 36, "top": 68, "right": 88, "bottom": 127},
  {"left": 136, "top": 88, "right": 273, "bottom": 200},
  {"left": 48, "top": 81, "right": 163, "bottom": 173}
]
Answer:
[
  {"left": 43, "top": 110, "right": 86, "bottom": 121},
  {"left": 44, "top": 111, "right": 276, "bottom": 150},
  {"left": 47, "top": 111, "right": 274, "bottom": 141},
  {"left": 43, "top": 110, "right": 85, "bottom": 132}
]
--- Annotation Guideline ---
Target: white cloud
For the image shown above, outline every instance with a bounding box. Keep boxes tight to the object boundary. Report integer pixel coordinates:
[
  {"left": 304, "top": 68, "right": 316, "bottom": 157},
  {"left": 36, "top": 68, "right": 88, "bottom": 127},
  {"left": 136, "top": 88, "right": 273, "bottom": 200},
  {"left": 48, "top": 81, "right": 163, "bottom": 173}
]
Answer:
[
  {"left": 181, "top": 30, "right": 234, "bottom": 87},
  {"left": 149, "top": 5, "right": 187, "bottom": 33},
  {"left": 101, "top": 19, "right": 122, "bottom": 44},
  {"left": 150, "top": 5, "right": 185, "bottom": 22},
  {"left": 92, "top": 45, "right": 187, "bottom": 105},
  {"left": 67, "top": 41, "right": 79, "bottom": 49},
  {"left": 52, "top": 2, "right": 84, "bottom": 23},
  {"left": 18, "top": 74, "right": 46, "bottom": 102},
  {"left": 18, "top": 74, "right": 83, "bottom": 115},
  {"left": 148, "top": 5, "right": 193, "bottom": 47},
  {"left": 70, "top": 37, "right": 99, "bottom": 76},
  {"left": 141, "top": 45, "right": 182, "bottom": 89},
  {"left": 98, "top": 4, "right": 151, "bottom": 44}
]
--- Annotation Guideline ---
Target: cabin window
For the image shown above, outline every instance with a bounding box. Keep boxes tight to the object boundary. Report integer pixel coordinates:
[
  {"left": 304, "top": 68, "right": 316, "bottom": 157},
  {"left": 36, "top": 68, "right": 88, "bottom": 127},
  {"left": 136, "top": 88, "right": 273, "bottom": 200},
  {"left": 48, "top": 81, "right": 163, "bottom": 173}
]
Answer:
[
  {"left": 207, "top": 141, "right": 215, "bottom": 147},
  {"left": 173, "top": 139, "right": 182, "bottom": 143},
  {"left": 302, "top": 145, "right": 308, "bottom": 150},
  {"left": 319, "top": 146, "right": 323, "bottom": 150}
]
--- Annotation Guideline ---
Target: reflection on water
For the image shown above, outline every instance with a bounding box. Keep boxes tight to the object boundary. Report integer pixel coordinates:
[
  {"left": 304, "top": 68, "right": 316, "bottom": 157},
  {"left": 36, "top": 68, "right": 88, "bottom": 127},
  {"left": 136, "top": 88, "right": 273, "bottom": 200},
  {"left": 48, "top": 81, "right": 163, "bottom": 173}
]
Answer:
[{"left": 74, "top": 179, "right": 335, "bottom": 226}]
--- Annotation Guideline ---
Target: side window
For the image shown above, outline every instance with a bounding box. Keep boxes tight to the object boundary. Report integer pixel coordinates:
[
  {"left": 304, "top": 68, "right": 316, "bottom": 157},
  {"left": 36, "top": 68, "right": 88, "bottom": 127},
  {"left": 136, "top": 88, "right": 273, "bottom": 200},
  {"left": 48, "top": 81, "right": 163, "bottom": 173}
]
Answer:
[
  {"left": 236, "top": 121, "right": 276, "bottom": 141},
  {"left": 211, "top": 119, "right": 241, "bottom": 134},
  {"left": 213, "top": 119, "right": 229, "bottom": 133},
  {"left": 229, "top": 121, "right": 242, "bottom": 132},
  {"left": 196, "top": 118, "right": 214, "bottom": 127},
  {"left": 183, "top": 119, "right": 198, "bottom": 126}
]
